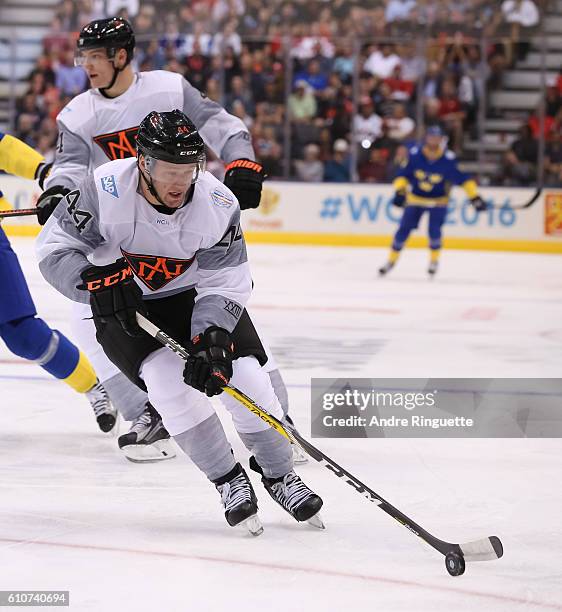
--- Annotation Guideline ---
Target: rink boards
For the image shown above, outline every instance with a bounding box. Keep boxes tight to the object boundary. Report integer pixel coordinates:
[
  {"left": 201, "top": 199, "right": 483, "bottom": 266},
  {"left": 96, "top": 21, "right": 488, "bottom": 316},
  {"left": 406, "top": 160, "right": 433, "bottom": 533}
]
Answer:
[{"left": 1, "top": 176, "right": 562, "bottom": 253}]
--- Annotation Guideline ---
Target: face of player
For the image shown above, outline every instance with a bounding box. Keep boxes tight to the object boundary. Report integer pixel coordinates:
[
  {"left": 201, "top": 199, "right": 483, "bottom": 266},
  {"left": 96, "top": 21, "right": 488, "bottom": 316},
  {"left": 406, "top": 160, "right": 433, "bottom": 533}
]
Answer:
[
  {"left": 143, "top": 157, "right": 199, "bottom": 209},
  {"left": 424, "top": 134, "right": 443, "bottom": 153},
  {"left": 75, "top": 48, "right": 121, "bottom": 89}
]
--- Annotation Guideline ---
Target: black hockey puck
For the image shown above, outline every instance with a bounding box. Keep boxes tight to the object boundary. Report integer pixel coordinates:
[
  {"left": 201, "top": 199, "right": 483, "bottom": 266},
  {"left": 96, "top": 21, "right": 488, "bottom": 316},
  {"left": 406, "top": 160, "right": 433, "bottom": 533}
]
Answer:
[{"left": 445, "top": 551, "right": 466, "bottom": 576}]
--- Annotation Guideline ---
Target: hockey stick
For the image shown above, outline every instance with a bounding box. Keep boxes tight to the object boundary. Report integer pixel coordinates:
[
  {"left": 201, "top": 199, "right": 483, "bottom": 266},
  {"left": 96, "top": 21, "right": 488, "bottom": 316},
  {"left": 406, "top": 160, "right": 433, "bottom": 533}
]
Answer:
[
  {"left": 136, "top": 311, "right": 503, "bottom": 576},
  {"left": 0, "top": 207, "right": 38, "bottom": 219},
  {"left": 487, "top": 187, "right": 542, "bottom": 210}
]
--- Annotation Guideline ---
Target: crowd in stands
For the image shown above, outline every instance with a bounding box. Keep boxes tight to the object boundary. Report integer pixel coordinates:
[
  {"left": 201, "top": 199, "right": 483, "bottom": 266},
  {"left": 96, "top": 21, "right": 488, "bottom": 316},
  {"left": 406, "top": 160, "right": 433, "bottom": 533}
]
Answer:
[{"left": 11, "top": 0, "right": 561, "bottom": 186}]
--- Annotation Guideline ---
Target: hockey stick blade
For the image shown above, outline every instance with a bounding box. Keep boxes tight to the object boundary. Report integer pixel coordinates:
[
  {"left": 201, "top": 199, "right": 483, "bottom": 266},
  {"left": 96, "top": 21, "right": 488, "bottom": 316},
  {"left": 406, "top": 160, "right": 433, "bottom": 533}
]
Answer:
[
  {"left": 0, "top": 207, "right": 39, "bottom": 219},
  {"left": 135, "top": 312, "right": 503, "bottom": 571}
]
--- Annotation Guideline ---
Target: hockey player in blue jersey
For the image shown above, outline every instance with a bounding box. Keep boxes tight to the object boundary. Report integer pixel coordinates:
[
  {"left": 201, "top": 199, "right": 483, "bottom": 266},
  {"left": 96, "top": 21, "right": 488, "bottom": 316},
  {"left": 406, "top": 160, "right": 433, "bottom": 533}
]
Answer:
[
  {"left": 379, "top": 125, "right": 486, "bottom": 277},
  {"left": 0, "top": 131, "right": 117, "bottom": 431}
]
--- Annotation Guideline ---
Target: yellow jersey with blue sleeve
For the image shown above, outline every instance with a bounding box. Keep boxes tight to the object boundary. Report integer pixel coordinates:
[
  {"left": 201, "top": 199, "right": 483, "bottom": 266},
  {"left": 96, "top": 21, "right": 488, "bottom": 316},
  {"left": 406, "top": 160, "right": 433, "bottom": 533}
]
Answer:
[{"left": 393, "top": 145, "right": 478, "bottom": 206}]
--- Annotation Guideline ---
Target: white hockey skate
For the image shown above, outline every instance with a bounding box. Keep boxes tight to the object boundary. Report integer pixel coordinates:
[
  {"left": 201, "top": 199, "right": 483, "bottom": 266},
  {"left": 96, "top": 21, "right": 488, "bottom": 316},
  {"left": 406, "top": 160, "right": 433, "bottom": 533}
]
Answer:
[
  {"left": 118, "top": 403, "right": 176, "bottom": 463},
  {"left": 428, "top": 260, "right": 439, "bottom": 276},
  {"left": 85, "top": 380, "right": 118, "bottom": 434}
]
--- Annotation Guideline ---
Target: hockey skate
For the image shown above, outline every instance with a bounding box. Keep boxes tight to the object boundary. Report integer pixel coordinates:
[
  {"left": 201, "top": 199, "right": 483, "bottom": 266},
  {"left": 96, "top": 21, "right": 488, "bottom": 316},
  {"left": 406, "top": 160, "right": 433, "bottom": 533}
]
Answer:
[
  {"left": 378, "top": 261, "right": 395, "bottom": 276},
  {"left": 250, "top": 456, "right": 324, "bottom": 529},
  {"left": 215, "top": 463, "right": 263, "bottom": 536},
  {"left": 428, "top": 261, "right": 439, "bottom": 276},
  {"left": 85, "top": 380, "right": 117, "bottom": 433},
  {"left": 118, "top": 403, "right": 176, "bottom": 463},
  {"left": 284, "top": 415, "right": 308, "bottom": 465}
]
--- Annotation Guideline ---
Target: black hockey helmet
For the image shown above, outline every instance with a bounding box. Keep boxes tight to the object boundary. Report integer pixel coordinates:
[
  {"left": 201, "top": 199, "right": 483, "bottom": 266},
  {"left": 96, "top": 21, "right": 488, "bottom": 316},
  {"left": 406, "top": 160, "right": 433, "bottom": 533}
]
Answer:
[
  {"left": 136, "top": 110, "right": 205, "bottom": 166},
  {"left": 77, "top": 17, "right": 135, "bottom": 64}
]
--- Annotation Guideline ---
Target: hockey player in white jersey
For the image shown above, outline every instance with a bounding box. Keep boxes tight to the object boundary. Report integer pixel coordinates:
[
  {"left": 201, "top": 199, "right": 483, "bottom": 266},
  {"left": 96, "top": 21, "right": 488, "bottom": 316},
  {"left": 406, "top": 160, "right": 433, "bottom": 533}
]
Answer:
[
  {"left": 36, "top": 17, "right": 305, "bottom": 463},
  {"left": 36, "top": 110, "right": 323, "bottom": 533}
]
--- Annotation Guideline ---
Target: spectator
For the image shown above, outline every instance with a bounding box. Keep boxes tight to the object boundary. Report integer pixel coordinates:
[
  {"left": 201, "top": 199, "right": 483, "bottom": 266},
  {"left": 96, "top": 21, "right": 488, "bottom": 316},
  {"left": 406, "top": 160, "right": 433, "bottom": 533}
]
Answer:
[
  {"left": 364, "top": 44, "right": 401, "bottom": 79},
  {"left": 294, "top": 143, "right": 324, "bottom": 181},
  {"left": 294, "top": 59, "right": 329, "bottom": 92},
  {"left": 385, "top": 0, "right": 416, "bottom": 23},
  {"left": 353, "top": 97, "right": 383, "bottom": 148},
  {"left": 253, "top": 123, "right": 283, "bottom": 177},
  {"left": 502, "top": 0, "right": 540, "bottom": 60},
  {"left": 332, "top": 41, "right": 355, "bottom": 81},
  {"left": 438, "top": 78, "right": 465, "bottom": 152},
  {"left": 54, "top": 49, "right": 88, "bottom": 96},
  {"left": 422, "top": 61, "right": 442, "bottom": 100},
  {"left": 324, "top": 138, "right": 352, "bottom": 182},
  {"left": 384, "top": 64, "right": 416, "bottom": 102},
  {"left": 225, "top": 75, "right": 255, "bottom": 115},
  {"left": 359, "top": 147, "right": 391, "bottom": 182},
  {"left": 288, "top": 80, "right": 317, "bottom": 122},
  {"left": 502, "top": 124, "right": 538, "bottom": 185},
  {"left": 545, "top": 131, "right": 562, "bottom": 187},
  {"left": 385, "top": 103, "right": 416, "bottom": 142}
]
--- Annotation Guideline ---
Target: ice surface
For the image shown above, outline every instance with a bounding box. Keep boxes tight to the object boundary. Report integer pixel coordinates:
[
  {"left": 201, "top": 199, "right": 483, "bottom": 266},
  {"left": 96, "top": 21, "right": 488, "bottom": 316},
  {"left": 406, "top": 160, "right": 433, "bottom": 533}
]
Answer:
[{"left": 1, "top": 239, "right": 561, "bottom": 611}]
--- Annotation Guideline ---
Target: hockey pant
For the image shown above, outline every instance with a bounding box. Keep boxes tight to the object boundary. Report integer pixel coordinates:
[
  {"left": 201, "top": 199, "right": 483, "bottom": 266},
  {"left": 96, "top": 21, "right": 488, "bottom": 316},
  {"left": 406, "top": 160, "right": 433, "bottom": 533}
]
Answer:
[
  {"left": 70, "top": 299, "right": 288, "bottom": 421},
  {"left": 392, "top": 205, "right": 448, "bottom": 251}
]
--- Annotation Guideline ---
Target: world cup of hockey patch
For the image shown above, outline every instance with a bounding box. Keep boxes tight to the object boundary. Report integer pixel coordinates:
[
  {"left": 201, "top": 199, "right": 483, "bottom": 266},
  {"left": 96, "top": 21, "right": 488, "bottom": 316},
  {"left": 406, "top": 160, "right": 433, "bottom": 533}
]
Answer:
[
  {"left": 211, "top": 189, "right": 234, "bottom": 208},
  {"left": 94, "top": 126, "right": 139, "bottom": 160},
  {"left": 100, "top": 175, "right": 119, "bottom": 198},
  {"left": 120, "top": 248, "right": 195, "bottom": 291}
]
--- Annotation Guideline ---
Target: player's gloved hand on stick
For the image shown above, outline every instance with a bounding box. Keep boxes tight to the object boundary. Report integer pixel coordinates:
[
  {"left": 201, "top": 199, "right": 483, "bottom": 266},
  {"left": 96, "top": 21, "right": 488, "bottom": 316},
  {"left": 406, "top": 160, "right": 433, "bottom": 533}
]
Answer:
[
  {"left": 77, "top": 258, "right": 147, "bottom": 337},
  {"left": 392, "top": 190, "right": 407, "bottom": 208},
  {"left": 36, "top": 184, "right": 70, "bottom": 225},
  {"left": 223, "top": 158, "right": 266, "bottom": 210},
  {"left": 183, "top": 327, "right": 234, "bottom": 397},
  {"left": 470, "top": 195, "right": 487, "bottom": 212}
]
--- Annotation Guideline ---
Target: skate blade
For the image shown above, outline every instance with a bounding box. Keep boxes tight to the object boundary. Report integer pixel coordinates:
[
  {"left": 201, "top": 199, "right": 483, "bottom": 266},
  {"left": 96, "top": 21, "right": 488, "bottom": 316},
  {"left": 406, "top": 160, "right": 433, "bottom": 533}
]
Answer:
[
  {"left": 121, "top": 439, "right": 177, "bottom": 463},
  {"left": 241, "top": 514, "right": 264, "bottom": 537},
  {"left": 306, "top": 512, "right": 325, "bottom": 530},
  {"left": 292, "top": 444, "right": 309, "bottom": 465}
]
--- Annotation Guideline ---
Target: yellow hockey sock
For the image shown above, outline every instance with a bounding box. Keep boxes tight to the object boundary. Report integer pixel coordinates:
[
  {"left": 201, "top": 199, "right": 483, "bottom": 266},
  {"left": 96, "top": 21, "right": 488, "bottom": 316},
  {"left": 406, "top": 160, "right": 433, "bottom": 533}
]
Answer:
[
  {"left": 430, "top": 249, "right": 440, "bottom": 263},
  {"left": 63, "top": 351, "right": 98, "bottom": 394},
  {"left": 389, "top": 249, "right": 400, "bottom": 264}
]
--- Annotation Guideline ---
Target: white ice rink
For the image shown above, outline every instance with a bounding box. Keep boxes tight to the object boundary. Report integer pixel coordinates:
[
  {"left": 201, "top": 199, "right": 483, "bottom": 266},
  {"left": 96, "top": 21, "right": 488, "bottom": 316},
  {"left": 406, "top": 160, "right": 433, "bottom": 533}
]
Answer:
[{"left": 1, "top": 238, "right": 562, "bottom": 611}]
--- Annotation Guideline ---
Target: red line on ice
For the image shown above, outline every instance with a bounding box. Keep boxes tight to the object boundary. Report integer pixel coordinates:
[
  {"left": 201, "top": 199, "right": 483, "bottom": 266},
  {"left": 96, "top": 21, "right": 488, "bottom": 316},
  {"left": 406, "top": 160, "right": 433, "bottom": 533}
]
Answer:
[
  {"left": 0, "top": 537, "right": 559, "bottom": 610},
  {"left": 461, "top": 307, "right": 499, "bottom": 321}
]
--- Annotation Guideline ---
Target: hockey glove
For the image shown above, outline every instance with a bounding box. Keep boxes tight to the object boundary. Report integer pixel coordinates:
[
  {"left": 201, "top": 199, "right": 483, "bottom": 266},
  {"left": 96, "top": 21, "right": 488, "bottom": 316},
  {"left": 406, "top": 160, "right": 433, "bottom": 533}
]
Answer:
[
  {"left": 223, "top": 158, "right": 266, "bottom": 210},
  {"left": 183, "top": 327, "right": 234, "bottom": 397},
  {"left": 392, "top": 190, "right": 407, "bottom": 208},
  {"left": 36, "top": 184, "right": 70, "bottom": 225},
  {"left": 470, "top": 195, "right": 487, "bottom": 212},
  {"left": 78, "top": 258, "right": 147, "bottom": 337},
  {"left": 35, "top": 161, "right": 52, "bottom": 190}
]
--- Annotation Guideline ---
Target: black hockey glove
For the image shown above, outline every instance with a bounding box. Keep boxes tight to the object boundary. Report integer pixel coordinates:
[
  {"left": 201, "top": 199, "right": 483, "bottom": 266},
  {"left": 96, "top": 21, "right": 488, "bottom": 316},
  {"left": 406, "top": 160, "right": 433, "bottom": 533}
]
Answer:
[
  {"left": 183, "top": 327, "right": 234, "bottom": 397},
  {"left": 77, "top": 258, "right": 147, "bottom": 338},
  {"left": 392, "top": 190, "right": 406, "bottom": 208},
  {"left": 470, "top": 195, "right": 487, "bottom": 212},
  {"left": 36, "top": 184, "right": 70, "bottom": 225},
  {"left": 34, "top": 161, "right": 52, "bottom": 190},
  {"left": 223, "top": 158, "right": 266, "bottom": 210}
]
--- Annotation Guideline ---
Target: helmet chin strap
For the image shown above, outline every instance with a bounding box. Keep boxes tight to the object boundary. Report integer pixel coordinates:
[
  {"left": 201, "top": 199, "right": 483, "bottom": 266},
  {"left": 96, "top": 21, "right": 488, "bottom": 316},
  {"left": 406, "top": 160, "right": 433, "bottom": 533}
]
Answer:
[
  {"left": 99, "top": 55, "right": 126, "bottom": 96},
  {"left": 138, "top": 161, "right": 192, "bottom": 214}
]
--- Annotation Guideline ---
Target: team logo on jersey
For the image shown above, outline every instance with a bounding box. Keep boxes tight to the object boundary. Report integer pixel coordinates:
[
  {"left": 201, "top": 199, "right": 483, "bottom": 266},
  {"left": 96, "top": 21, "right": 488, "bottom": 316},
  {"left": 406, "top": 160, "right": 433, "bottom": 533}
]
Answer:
[
  {"left": 211, "top": 189, "right": 234, "bottom": 209},
  {"left": 100, "top": 175, "right": 119, "bottom": 198},
  {"left": 120, "top": 248, "right": 195, "bottom": 291},
  {"left": 94, "top": 126, "right": 138, "bottom": 161}
]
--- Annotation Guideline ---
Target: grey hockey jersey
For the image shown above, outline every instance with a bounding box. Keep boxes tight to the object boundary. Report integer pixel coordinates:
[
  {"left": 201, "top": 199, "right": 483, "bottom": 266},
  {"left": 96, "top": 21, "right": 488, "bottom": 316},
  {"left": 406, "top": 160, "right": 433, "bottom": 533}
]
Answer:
[
  {"left": 45, "top": 70, "right": 254, "bottom": 190},
  {"left": 36, "top": 157, "right": 251, "bottom": 337}
]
